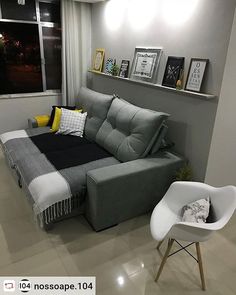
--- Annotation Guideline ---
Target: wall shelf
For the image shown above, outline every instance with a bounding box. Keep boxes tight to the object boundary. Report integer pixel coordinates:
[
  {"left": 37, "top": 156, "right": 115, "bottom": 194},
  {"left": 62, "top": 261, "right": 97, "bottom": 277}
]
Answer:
[{"left": 89, "top": 70, "right": 216, "bottom": 100}]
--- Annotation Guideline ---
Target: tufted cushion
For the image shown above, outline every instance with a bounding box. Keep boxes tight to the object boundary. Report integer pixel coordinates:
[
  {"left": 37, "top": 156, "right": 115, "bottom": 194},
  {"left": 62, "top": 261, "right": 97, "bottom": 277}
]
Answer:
[
  {"left": 96, "top": 98, "right": 169, "bottom": 162},
  {"left": 77, "top": 87, "right": 114, "bottom": 142}
]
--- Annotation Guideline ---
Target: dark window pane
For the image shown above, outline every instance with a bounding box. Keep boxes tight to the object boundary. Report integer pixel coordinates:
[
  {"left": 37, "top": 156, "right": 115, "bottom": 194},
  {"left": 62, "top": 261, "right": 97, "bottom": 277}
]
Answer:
[
  {"left": 42, "top": 26, "right": 61, "bottom": 89},
  {"left": 39, "top": 2, "right": 60, "bottom": 23},
  {"left": 0, "top": 0, "right": 37, "bottom": 21},
  {"left": 0, "top": 22, "right": 43, "bottom": 95}
]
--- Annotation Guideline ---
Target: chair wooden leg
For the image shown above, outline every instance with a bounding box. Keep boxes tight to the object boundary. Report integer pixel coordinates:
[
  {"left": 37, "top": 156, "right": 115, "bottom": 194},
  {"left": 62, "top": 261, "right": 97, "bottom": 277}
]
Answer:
[
  {"left": 195, "top": 242, "right": 206, "bottom": 291},
  {"left": 156, "top": 240, "right": 164, "bottom": 250},
  {"left": 155, "top": 238, "right": 174, "bottom": 282}
]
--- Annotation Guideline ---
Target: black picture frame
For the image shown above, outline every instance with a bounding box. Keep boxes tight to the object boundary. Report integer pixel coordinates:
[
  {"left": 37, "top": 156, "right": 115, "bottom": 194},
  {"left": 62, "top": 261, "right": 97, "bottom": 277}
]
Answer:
[
  {"left": 185, "top": 58, "right": 209, "bottom": 93},
  {"left": 119, "top": 60, "right": 130, "bottom": 78},
  {"left": 162, "top": 56, "right": 185, "bottom": 88}
]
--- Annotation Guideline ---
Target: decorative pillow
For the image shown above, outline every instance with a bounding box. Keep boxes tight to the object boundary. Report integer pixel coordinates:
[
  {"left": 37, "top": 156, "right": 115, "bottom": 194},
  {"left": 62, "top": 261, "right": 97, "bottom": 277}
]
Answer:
[
  {"left": 56, "top": 108, "right": 87, "bottom": 137},
  {"left": 182, "top": 197, "right": 210, "bottom": 223},
  {"left": 51, "top": 107, "right": 82, "bottom": 132},
  {"left": 48, "top": 105, "right": 76, "bottom": 127},
  {"left": 34, "top": 115, "right": 50, "bottom": 127}
]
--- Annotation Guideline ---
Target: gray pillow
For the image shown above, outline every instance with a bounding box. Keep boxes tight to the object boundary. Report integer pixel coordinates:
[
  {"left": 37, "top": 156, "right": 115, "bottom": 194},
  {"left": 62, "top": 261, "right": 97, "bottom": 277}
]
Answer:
[
  {"left": 149, "top": 124, "right": 168, "bottom": 154},
  {"left": 182, "top": 197, "right": 210, "bottom": 223},
  {"left": 96, "top": 97, "right": 169, "bottom": 162},
  {"left": 77, "top": 87, "right": 114, "bottom": 142}
]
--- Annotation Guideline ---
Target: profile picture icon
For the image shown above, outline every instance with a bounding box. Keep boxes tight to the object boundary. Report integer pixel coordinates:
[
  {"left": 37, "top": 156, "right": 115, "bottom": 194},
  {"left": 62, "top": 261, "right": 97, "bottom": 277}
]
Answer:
[{"left": 3, "top": 280, "right": 15, "bottom": 292}]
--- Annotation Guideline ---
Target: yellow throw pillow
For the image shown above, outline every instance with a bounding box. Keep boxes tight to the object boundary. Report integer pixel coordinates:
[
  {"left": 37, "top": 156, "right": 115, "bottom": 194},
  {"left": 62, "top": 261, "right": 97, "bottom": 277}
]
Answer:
[
  {"left": 34, "top": 115, "right": 50, "bottom": 127},
  {"left": 51, "top": 108, "right": 82, "bottom": 132},
  {"left": 51, "top": 107, "right": 62, "bottom": 132}
]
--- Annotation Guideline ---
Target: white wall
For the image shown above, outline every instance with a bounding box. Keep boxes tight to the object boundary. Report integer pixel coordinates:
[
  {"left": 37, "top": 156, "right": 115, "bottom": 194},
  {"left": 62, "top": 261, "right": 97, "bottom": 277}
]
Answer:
[
  {"left": 205, "top": 9, "right": 236, "bottom": 186},
  {"left": 90, "top": 0, "right": 236, "bottom": 180},
  {"left": 0, "top": 94, "right": 61, "bottom": 134}
]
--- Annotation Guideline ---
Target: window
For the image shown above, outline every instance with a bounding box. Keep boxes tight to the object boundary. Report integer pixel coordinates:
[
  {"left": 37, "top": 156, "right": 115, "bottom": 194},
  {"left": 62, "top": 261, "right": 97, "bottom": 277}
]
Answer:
[{"left": 0, "top": 0, "right": 61, "bottom": 95}]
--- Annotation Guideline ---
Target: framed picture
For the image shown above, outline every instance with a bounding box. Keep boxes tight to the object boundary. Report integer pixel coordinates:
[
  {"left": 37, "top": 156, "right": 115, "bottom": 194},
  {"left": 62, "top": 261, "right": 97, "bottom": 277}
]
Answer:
[
  {"left": 105, "top": 58, "right": 116, "bottom": 75},
  {"left": 93, "top": 48, "right": 105, "bottom": 72},
  {"left": 130, "top": 47, "right": 162, "bottom": 83},
  {"left": 185, "top": 58, "right": 209, "bottom": 92},
  {"left": 162, "top": 56, "right": 185, "bottom": 88},
  {"left": 119, "top": 60, "right": 130, "bottom": 78}
]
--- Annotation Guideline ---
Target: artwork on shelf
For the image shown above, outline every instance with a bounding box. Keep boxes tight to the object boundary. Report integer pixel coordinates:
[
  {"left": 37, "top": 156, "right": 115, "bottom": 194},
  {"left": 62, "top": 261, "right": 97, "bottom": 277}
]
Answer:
[
  {"left": 105, "top": 58, "right": 116, "bottom": 75},
  {"left": 162, "top": 56, "right": 185, "bottom": 88},
  {"left": 185, "top": 58, "right": 209, "bottom": 92},
  {"left": 130, "top": 47, "right": 162, "bottom": 83},
  {"left": 119, "top": 60, "right": 130, "bottom": 78},
  {"left": 93, "top": 48, "right": 105, "bottom": 72}
]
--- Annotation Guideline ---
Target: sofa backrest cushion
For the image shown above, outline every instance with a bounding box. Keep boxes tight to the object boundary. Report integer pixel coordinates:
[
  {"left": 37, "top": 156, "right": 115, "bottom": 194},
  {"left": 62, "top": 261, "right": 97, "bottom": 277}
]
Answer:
[
  {"left": 96, "top": 98, "right": 169, "bottom": 162},
  {"left": 149, "top": 124, "right": 168, "bottom": 154},
  {"left": 77, "top": 87, "right": 114, "bottom": 142}
]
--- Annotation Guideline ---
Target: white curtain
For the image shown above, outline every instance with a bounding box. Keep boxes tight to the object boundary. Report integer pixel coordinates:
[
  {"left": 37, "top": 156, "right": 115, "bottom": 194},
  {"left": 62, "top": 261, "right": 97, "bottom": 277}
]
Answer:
[{"left": 61, "top": 0, "right": 91, "bottom": 105}]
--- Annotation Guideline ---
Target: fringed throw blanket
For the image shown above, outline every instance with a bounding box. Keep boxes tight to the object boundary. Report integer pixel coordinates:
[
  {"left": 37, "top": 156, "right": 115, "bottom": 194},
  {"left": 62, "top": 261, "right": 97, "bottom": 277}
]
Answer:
[{"left": 0, "top": 128, "right": 119, "bottom": 225}]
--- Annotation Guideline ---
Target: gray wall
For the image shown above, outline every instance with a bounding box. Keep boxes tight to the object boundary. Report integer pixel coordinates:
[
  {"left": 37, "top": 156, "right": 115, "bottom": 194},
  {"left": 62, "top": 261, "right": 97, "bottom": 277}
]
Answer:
[
  {"left": 0, "top": 94, "right": 61, "bottom": 134},
  {"left": 205, "top": 9, "right": 236, "bottom": 186},
  {"left": 90, "top": 0, "right": 236, "bottom": 180}
]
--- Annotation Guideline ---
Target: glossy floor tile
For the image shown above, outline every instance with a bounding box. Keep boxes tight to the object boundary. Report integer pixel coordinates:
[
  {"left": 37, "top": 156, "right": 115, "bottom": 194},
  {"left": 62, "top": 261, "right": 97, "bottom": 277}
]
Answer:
[{"left": 0, "top": 149, "right": 236, "bottom": 294}]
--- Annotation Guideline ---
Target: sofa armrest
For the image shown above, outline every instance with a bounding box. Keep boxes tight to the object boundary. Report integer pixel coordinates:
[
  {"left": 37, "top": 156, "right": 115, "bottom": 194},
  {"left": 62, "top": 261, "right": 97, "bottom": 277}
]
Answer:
[
  {"left": 85, "top": 151, "right": 185, "bottom": 231},
  {"left": 28, "top": 115, "right": 50, "bottom": 129},
  {"left": 28, "top": 118, "right": 38, "bottom": 128}
]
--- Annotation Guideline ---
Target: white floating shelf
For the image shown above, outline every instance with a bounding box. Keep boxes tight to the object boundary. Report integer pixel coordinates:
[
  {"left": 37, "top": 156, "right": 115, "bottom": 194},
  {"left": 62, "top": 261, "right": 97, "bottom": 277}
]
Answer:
[{"left": 89, "top": 70, "right": 216, "bottom": 100}]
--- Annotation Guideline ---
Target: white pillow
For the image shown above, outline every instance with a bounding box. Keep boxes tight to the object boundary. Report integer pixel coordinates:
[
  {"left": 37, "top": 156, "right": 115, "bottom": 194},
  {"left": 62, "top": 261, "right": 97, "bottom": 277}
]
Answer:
[
  {"left": 182, "top": 197, "right": 210, "bottom": 223},
  {"left": 56, "top": 108, "right": 87, "bottom": 137}
]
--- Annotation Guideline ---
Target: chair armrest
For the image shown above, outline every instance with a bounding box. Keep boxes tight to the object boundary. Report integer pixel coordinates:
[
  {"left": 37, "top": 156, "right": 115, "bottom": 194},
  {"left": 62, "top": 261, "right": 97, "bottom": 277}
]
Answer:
[
  {"left": 28, "top": 115, "right": 50, "bottom": 129},
  {"left": 85, "top": 151, "right": 185, "bottom": 231}
]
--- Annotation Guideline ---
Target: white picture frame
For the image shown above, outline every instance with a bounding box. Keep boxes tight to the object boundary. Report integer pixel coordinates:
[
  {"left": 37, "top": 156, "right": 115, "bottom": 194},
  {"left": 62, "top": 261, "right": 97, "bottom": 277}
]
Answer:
[{"left": 130, "top": 47, "right": 163, "bottom": 84}]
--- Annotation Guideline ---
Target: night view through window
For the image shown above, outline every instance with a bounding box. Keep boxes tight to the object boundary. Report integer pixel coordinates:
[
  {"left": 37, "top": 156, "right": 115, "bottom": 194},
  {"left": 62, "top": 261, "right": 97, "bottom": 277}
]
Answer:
[{"left": 0, "top": 22, "right": 43, "bottom": 95}]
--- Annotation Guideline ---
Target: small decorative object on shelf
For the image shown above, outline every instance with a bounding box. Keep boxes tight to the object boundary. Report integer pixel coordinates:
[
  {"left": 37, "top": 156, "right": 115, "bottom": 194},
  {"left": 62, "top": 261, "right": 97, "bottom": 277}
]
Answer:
[
  {"left": 185, "top": 58, "right": 209, "bottom": 93},
  {"left": 93, "top": 48, "right": 105, "bottom": 72},
  {"left": 119, "top": 60, "right": 130, "bottom": 78},
  {"left": 162, "top": 56, "right": 185, "bottom": 88},
  {"left": 105, "top": 58, "right": 116, "bottom": 75},
  {"left": 176, "top": 69, "right": 184, "bottom": 90},
  {"left": 112, "top": 64, "right": 120, "bottom": 76},
  {"left": 130, "top": 47, "right": 162, "bottom": 84}
]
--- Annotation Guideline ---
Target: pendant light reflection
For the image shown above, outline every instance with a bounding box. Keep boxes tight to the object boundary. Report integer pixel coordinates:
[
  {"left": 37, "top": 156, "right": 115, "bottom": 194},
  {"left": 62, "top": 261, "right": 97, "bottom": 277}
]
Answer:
[
  {"left": 117, "top": 276, "right": 125, "bottom": 286},
  {"left": 105, "top": 0, "right": 127, "bottom": 31},
  {"left": 127, "top": 0, "right": 158, "bottom": 30},
  {"left": 162, "top": 0, "right": 199, "bottom": 26}
]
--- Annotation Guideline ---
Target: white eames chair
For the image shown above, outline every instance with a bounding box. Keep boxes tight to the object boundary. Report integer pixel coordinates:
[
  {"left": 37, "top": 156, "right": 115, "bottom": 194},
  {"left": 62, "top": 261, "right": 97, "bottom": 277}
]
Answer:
[{"left": 150, "top": 181, "right": 236, "bottom": 290}]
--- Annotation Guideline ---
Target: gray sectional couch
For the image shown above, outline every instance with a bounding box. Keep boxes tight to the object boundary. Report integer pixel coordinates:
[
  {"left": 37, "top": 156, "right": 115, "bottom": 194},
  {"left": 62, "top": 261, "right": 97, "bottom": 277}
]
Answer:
[{"left": 0, "top": 87, "right": 184, "bottom": 231}]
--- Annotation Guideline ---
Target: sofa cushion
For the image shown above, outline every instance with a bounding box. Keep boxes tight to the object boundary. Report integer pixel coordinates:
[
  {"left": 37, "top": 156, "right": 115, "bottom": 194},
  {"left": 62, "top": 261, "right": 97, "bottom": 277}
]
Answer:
[
  {"left": 77, "top": 87, "right": 114, "bottom": 142},
  {"left": 96, "top": 98, "right": 169, "bottom": 162},
  {"left": 149, "top": 124, "right": 168, "bottom": 154}
]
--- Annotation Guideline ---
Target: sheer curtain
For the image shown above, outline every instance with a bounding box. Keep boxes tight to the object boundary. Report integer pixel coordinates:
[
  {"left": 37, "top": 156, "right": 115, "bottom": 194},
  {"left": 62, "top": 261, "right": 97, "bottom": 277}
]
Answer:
[{"left": 61, "top": 0, "right": 91, "bottom": 105}]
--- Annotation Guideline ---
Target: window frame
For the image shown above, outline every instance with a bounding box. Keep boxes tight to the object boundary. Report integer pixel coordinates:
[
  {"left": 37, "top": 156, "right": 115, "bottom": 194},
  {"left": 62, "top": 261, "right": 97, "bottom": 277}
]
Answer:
[{"left": 0, "top": 0, "right": 61, "bottom": 93}]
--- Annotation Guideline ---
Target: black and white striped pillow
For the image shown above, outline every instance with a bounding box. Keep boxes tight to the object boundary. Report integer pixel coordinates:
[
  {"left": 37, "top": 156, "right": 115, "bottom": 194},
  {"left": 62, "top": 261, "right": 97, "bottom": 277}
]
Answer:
[{"left": 56, "top": 108, "right": 87, "bottom": 137}]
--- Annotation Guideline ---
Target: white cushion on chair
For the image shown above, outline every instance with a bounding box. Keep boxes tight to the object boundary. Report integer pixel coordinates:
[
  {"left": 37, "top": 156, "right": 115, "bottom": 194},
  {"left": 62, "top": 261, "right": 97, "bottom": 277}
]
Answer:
[{"left": 182, "top": 197, "right": 210, "bottom": 223}]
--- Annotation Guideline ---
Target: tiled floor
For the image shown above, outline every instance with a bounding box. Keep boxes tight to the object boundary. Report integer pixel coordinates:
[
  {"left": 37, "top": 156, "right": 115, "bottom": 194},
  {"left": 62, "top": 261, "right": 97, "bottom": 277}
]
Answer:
[{"left": 0, "top": 149, "right": 236, "bottom": 294}]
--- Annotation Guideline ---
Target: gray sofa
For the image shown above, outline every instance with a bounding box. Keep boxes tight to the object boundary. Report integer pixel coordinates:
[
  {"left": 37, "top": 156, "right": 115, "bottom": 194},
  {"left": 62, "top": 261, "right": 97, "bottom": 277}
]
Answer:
[{"left": 0, "top": 87, "right": 184, "bottom": 231}]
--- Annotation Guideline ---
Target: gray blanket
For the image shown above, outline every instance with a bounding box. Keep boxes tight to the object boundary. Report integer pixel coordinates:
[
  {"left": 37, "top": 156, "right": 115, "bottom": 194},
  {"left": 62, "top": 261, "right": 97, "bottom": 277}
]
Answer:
[{"left": 0, "top": 128, "right": 119, "bottom": 225}]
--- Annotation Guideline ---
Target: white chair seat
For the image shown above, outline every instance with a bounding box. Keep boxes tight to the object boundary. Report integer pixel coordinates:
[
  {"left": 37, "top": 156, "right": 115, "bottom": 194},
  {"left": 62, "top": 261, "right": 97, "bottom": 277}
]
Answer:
[{"left": 150, "top": 181, "right": 236, "bottom": 289}]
